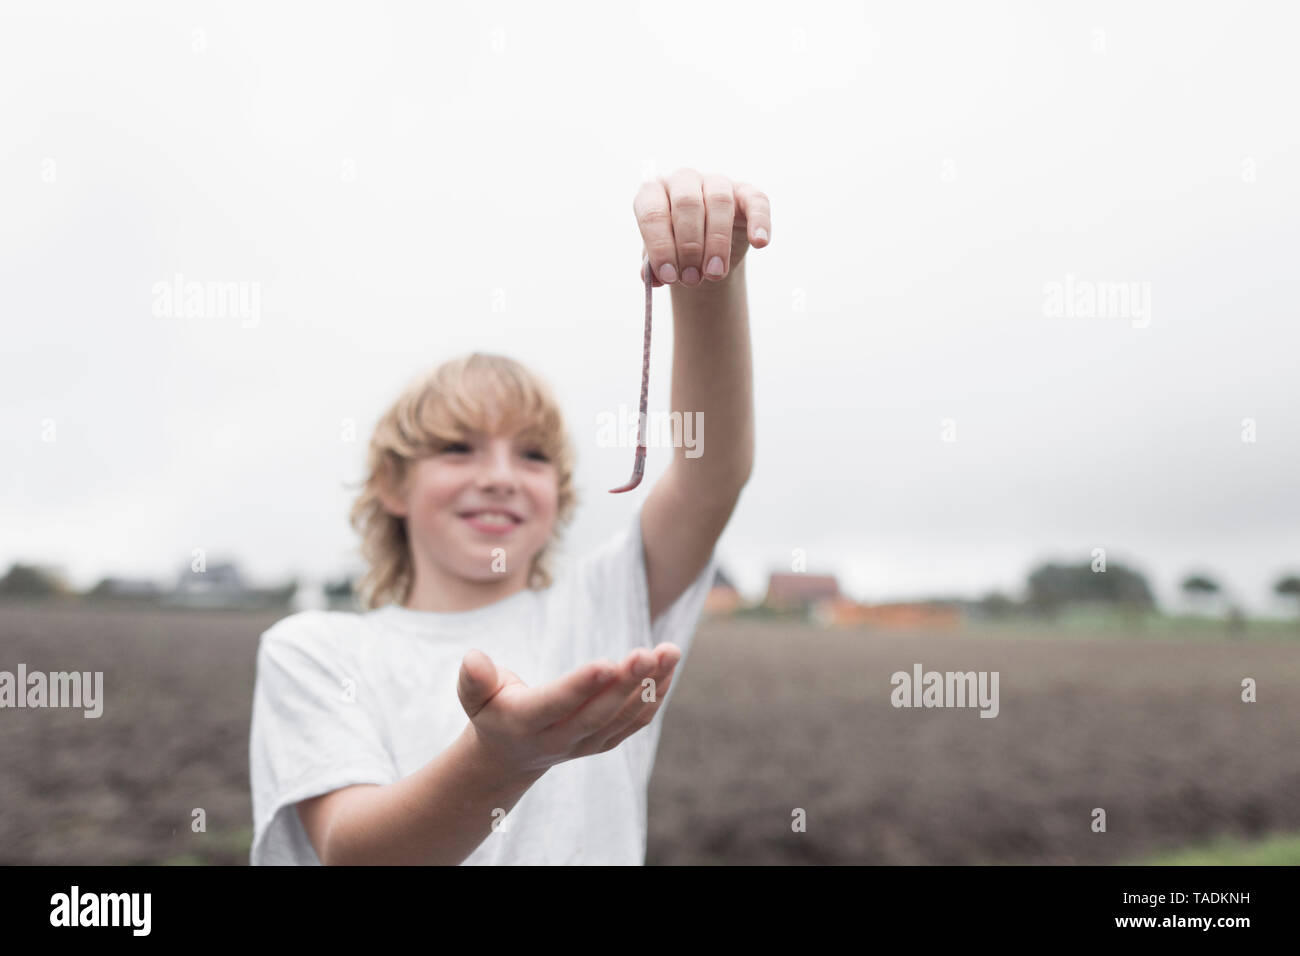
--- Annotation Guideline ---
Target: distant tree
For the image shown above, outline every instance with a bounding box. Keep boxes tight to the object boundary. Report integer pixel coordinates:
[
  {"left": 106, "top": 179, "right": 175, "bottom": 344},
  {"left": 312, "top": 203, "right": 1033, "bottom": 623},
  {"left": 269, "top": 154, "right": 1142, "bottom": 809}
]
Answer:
[
  {"left": 88, "top": 578, "right": 115, "bottom": 598},
  {"left": 1276, "top": 575, "right": 1300, "bottom": 598},
  {"left": 324, "top": 577, "right": 355, "bottom": 599},
  {"left": 1275, "top": 575, "right": 1300, "bottom": 622},
  {"left": 978, "top": 591, "right": 1018, "bottom": 619},
  {"left": 1181, "top": 574, "right": 1220, "bottom": 596},
  {"left": 1181, "top": 574, "right": 1222, "bottom": 618},
  {"left": 1026, "top": 561, "right": 1155, "bottom": 616},
  {"left": 85, "top": 578, "right": 162, "bottom": 601},
  {"left": 0, "top": 563, "right": 67, "bottom": 597}
]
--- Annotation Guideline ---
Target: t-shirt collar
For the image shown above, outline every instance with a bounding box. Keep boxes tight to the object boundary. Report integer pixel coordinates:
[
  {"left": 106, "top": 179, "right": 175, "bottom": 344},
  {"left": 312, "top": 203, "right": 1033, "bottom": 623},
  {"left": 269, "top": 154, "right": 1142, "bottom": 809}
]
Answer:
[{"left": 369, "top": 587, "right": 537, "bottom": 632}]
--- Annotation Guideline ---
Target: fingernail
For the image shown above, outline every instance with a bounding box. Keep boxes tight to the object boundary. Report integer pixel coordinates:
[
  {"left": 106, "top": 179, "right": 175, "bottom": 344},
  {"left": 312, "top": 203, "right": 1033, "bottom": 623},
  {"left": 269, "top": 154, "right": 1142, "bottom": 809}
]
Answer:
[
  {"left": 658, "top": 263, "right": 677, "bottom": 283},
  {"left": 682, "top": 266, "right": 700, "bottom": 284},
  {"left": 706, "top": 256, "right": 724, "bottom": 276},
  {"left": 755, "top": 227, "right": 768, "bottom": 242}
]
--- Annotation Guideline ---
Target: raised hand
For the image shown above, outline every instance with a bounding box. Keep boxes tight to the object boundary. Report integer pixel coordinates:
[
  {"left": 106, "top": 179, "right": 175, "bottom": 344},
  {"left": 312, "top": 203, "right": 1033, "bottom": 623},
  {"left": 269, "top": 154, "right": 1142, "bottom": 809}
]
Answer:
[{"left": 633, "top": 167, "right": 771, "bottom": 288}]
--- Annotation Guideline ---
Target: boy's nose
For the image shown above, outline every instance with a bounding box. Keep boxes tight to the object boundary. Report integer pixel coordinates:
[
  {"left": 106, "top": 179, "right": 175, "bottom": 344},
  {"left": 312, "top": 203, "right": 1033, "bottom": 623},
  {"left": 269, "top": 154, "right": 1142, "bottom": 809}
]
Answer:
[{"left": 477, "top": 440, "right": 519, "bottom": 488}]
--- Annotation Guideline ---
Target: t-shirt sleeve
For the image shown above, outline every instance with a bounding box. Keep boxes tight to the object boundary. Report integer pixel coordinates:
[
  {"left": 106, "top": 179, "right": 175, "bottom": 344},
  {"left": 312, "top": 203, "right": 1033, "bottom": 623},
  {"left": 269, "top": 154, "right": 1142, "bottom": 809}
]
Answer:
[
  {"left": 577, "top": 500, "right": 722, "bottom": 667},
  {"left": 248, "top": 612, "right": 399, "bottom": 865}
]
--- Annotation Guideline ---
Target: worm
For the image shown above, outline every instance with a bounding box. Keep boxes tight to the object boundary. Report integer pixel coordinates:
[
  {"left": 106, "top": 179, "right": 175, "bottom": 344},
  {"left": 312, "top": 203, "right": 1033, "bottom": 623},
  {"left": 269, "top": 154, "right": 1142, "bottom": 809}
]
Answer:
[{"left": 609, "top": 254, "right": 653, "bottom": 493}]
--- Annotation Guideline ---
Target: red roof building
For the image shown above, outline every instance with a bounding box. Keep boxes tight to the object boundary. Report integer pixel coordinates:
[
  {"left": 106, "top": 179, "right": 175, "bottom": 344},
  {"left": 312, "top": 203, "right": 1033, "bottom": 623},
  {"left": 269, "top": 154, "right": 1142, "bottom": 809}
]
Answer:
[{"left": 763, "top": 572, "right": 840, "bottom": 610}]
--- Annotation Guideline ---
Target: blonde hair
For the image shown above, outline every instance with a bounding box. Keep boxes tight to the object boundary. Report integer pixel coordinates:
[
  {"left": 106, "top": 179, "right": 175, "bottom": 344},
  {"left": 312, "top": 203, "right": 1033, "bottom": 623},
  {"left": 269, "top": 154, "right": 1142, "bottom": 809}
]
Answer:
[{"left": 349, "top": 352, "right": 578, "bottom": 610}]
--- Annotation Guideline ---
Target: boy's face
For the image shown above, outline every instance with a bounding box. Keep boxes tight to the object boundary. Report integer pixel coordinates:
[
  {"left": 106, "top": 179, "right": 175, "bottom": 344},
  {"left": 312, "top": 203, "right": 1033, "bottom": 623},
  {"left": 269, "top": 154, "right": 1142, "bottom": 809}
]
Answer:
[{"left": 385, "top": 427, "right": 559, "bottom": 589}]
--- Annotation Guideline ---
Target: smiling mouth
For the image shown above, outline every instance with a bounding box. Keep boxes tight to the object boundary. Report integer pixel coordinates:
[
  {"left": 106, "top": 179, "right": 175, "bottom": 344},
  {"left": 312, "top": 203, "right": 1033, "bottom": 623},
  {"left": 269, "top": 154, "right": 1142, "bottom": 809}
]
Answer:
[{"left": 459, "top": 511, "right": 524, "bottom": 528}]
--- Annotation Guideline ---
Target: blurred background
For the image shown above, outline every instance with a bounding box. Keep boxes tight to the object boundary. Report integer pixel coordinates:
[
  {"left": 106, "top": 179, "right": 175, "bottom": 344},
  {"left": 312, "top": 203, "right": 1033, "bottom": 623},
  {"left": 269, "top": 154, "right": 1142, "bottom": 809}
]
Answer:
[{"left": 2, "top": 0, "right": 1298, "bottom": 864}]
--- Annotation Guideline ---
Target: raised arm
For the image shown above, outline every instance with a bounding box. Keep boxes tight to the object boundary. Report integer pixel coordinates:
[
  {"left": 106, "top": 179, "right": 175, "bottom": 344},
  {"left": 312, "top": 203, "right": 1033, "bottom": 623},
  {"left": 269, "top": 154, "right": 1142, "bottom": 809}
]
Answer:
[{"left": 634, "top": 168, "right": 770, "bottom": 623}]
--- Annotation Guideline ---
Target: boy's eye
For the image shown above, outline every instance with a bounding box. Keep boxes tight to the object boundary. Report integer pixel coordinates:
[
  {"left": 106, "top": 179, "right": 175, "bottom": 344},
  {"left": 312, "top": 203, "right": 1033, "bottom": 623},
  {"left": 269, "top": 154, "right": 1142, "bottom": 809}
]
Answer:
[{"left": 439, "top": 441, "right": 546, "bottom": 461}]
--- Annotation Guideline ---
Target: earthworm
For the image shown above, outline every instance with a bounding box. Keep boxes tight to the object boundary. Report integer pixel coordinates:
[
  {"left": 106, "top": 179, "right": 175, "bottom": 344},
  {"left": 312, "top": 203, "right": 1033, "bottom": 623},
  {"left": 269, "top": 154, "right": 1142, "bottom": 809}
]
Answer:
[{"left": 609, "top": 254, "right": 653, "bottom": 493}]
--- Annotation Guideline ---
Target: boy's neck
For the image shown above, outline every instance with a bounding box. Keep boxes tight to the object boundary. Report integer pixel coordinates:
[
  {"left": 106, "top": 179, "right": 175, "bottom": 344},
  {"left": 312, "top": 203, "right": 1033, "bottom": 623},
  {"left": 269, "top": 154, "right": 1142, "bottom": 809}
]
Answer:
[{"left": 403, "top": 571, "right": 530, "bottom": 614}]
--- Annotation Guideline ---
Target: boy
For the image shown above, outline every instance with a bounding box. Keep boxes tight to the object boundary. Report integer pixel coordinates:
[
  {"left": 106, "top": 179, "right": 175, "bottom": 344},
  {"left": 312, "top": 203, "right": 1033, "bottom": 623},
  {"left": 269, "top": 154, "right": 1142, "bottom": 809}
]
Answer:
[{"left": 249, "top": 168, "right": 770, "bottom": 864}]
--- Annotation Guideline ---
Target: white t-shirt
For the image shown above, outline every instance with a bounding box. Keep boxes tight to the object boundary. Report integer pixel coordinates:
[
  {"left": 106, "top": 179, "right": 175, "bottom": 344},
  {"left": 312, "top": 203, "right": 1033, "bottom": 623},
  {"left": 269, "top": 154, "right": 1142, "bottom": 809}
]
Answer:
[{"left": 248, "top": 502, "right": 720, "bottom": 865}]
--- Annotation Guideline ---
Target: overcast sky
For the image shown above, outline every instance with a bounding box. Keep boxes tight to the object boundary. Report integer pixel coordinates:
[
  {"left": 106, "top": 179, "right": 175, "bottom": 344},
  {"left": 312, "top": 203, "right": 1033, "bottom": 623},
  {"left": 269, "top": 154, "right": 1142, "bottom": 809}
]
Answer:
[{"left": 3, "top": 1, "right": 1298, "bottom": 613}]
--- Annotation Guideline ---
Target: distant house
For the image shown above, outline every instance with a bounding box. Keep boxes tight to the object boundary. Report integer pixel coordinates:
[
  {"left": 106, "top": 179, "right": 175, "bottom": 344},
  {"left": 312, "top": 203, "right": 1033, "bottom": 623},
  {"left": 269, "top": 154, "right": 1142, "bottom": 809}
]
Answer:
[
  {"left": 173, "top": 562, "right": 247, "bottom": 601},
  {"left": 167, "top": 561, "right": 291, "bottom": 609},
  {"left": 763, "top": 572, "right": 840, "bottom": 612},
  {"left": 814, "top": 598, "right": 963, "bottom": 632},
  {"left": 88, "top": 577, "right": 162, "bottom": 599},
  {"left": 704, "top": 567, "right": 742, "bottom": 616}
]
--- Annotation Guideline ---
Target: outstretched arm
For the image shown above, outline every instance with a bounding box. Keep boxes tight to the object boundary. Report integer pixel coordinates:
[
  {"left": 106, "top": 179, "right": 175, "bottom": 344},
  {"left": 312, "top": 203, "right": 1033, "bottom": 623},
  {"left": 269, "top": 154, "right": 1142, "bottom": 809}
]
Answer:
[
  {"left": 633, "top": 168, "right": 770, "bottom": 623},
  {"left": 298, "top": 642, "right": 682, "bottom": 864}
]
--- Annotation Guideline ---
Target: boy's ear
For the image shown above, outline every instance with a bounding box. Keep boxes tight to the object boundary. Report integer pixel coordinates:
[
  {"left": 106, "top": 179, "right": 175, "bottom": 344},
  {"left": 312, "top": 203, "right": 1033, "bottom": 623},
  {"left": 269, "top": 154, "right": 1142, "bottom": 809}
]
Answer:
[
  {"left": 375, "top": 461, "right": 409, "bottom": 517},
  {"left": 378, "top": 489, "right": 408, "bottom": 518}
]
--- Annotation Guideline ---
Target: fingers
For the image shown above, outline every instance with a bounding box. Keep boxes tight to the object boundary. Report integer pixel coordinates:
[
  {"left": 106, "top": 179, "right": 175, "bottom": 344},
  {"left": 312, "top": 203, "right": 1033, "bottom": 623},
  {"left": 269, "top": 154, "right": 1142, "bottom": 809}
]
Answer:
[
  {"left": 520, "top": 658, "right": 618, "bottom": 730},
  {"left": 699, "top": 172, "right": 735, "bottom": 282},
  {"left": 735, "top": 181, "right": 771, "bottom": 248},
  {"left": 633, "top": 180, "right": 676, "bottom": 287},
  {"left": 664, "top": 168, "right": 706, "bottom": 286},
  {"left": 538, "top": 647, "right": 659, "bottom": 751},
  {"left": 645, "top": 641, "right": 682, "bottom": 678},
  {"left": 457, "top": 649, "right": 501, "bottom": 719},
  {"left": 599, "top": 702, "right": 665, "bottom": 753},
  {"left": 597, "top": 651, "right": 681, "bottom": 752},
  {"left": 588, "top": 652, "right": 681, "bottom": 754},
  {"left": 635, "top": 170, "right": 769, "bottom": 286}
]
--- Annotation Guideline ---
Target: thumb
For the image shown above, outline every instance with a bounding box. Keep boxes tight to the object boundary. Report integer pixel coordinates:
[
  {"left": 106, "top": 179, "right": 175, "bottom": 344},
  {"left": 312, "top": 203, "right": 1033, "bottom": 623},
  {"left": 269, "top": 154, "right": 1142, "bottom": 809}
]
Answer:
[{"left": 458, "top": 649, "right": 500, "bottom": 719}]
